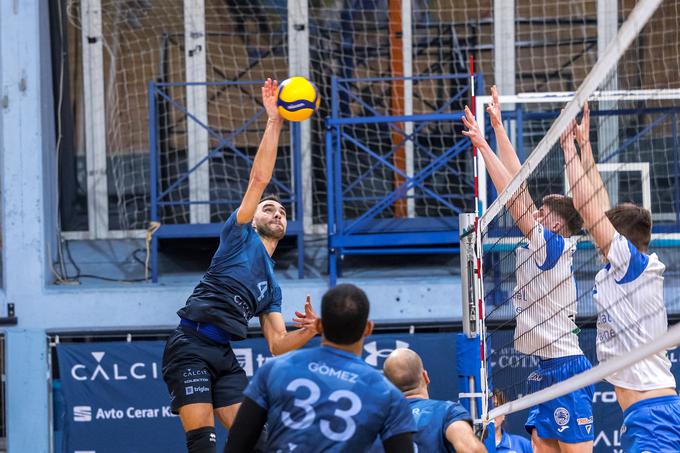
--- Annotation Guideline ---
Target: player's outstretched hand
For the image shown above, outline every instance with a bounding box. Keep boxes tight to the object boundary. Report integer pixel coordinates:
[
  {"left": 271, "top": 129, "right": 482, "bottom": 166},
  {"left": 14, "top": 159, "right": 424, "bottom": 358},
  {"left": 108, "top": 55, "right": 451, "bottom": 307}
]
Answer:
[
  {"left": 486, "top": 85, "right": 503, "bottom": 129},
  {"left": 292, "top": 295, "right": 320, "bottom": 335},
  {"left": 575, "top": 101, "right": 590, "bottom": 147},
  {"left": 462, "top": 105, "right": 489, "bottom": 150},
  {"left": 262, "top": 78, "right": 282, "bottom": 123},
  {"left": 560, "top": 118, "right": 578, "bottom": 156}
]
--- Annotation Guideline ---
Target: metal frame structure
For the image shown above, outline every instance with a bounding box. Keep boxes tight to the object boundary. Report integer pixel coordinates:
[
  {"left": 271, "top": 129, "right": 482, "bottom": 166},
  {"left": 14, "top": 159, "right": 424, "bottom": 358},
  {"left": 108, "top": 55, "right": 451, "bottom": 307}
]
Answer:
[
  {"left": 148, "top": 80, "right": 305, "bottom": 282},
  {"left": 325, "top": 74, "right": 482, "bottom": 285}
]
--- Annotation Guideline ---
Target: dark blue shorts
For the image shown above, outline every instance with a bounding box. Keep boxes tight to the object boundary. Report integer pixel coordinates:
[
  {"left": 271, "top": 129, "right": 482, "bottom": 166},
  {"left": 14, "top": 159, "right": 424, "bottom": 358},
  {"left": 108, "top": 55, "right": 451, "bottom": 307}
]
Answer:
[
  {"left": 525, "top": 355, "right": 594, "bottom": 443},
  {"left": 162, "top": 326, "right": 248, "bottom": 414},
  {"left": 621, "top": 395, "right": 680, "bottom": 453}
]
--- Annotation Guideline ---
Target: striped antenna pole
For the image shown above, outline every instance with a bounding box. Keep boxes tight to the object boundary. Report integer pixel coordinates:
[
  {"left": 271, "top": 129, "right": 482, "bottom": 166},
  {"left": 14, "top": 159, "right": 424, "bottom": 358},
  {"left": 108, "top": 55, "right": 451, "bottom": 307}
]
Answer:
[{"left": 469, "top": 54, "right": 490, "bottom": 426}]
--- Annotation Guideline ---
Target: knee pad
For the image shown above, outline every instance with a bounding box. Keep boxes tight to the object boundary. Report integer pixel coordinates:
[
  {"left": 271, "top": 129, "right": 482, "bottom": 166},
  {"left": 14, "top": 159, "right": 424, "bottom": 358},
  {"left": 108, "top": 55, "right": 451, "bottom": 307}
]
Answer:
[{"left": 186, "top": 426, "right": 216, "bottom": 453}]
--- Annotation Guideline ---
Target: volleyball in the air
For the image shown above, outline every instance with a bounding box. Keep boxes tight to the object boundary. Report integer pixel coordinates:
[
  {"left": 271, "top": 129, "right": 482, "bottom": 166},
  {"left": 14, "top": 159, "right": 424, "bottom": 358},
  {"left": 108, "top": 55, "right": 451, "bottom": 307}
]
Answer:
[{"left": 276, "top": 76, "right": 320, "bottom": 122}]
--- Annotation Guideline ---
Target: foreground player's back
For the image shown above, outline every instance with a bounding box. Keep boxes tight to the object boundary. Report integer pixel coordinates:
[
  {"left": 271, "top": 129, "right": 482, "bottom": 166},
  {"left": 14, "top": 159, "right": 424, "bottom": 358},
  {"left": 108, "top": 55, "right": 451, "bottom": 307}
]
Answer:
[{"left": 245, "top": 345, "right": 414, "bottom": 452}]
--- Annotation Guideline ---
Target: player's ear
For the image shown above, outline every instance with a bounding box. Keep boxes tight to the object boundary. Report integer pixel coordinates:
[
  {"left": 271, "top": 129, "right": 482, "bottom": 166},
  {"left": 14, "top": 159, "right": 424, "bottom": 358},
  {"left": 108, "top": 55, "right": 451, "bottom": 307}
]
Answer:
[
  {"left": 423, "top": 369, "right": 431, "bottom": 386},
  {"left": 363, "top": 320, "right": 374, "bottom": 338},
  {"left": 315, "top": 319, "right": 323, "bottom": 336}
]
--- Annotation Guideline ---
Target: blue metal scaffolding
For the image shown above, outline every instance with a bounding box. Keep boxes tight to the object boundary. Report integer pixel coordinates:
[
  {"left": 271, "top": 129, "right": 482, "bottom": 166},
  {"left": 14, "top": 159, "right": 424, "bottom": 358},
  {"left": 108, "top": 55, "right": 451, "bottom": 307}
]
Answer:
[{"left": 325, "top": 74, "right": 482, "bottom": 285}]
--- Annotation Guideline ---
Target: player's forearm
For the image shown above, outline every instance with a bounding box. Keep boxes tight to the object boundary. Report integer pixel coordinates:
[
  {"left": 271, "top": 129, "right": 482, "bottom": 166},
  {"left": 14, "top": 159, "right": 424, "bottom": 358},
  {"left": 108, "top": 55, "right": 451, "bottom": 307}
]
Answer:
[
  {"left": 580, "top": 141, "right": 611, "bottom": 212},
  {"left": 269, "top": 327, "right": 316, "bottom": 356},
  {"left": 493, "top": 124, "right": 522, "bottom": 176},
  {"left": 249, "top": 118, "right": 284, "bottom": 185},
  {"left": 478, "top": 142, "right": 512, "bottom": 194}
]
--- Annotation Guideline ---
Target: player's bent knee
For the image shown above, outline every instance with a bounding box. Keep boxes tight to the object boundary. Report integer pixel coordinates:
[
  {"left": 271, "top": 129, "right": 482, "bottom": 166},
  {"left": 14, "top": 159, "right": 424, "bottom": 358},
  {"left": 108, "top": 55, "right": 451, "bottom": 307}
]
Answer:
[
  {"left": 187, "top": 426, "right": 217, "bottom": 453},
  {"left": 179, "top": 403, "right": 215, "bottom": 431}
]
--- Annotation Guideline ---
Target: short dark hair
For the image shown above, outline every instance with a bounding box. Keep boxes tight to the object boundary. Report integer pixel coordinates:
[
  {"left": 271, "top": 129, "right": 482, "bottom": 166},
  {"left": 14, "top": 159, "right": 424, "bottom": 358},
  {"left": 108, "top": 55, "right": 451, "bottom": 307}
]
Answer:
[
  {"left": 542, "top": 194, "right": 583, "bottom": 235},
  {"left": 606, "top": 203, "right": 652, "bottom": 251},
  {"left": 321, "top": 284, "right": 370, "bottom": 345},
  {"left": 260, "top": 193, "right": 281, "bottom": 205}
]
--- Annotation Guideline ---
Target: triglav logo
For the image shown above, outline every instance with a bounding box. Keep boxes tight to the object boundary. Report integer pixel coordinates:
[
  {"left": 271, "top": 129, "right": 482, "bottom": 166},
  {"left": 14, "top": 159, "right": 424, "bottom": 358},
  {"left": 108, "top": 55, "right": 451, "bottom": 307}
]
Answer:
[
  {"left": 70, "top": 351, "right": 160, "bottom": 381},
  {"left": 73, "top": 406, "right": 92, "bottom": 422},
  {"left": 363, "top": 340, "right": 409, "bottom": 367}
]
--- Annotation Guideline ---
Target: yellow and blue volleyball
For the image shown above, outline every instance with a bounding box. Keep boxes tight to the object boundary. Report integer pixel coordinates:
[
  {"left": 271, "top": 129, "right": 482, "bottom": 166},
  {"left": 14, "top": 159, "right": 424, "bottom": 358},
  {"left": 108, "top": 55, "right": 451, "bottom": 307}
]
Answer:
[{"left": 276, "top": 76, "right": 320, "bottom": 122}]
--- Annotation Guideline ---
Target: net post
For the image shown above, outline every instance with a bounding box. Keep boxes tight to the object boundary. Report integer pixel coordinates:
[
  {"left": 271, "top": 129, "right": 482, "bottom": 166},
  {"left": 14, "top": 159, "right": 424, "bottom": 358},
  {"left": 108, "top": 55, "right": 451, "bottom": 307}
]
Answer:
[{"left": 458, "top": 213, "right": 492, "bottom": 448}]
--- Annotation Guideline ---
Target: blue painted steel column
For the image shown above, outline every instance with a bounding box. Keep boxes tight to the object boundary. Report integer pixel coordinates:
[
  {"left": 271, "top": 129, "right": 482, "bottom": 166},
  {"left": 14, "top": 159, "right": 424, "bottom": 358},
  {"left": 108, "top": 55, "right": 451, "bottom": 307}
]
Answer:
[
  {"left": 149, "top": 81, "right": 160, "bottom": 282},
  {"left": 5, "top": 329, "right": 49, "bottom": 453},
  {"left": 673, "top": 112, "right": 680, "bottom": 227},
  {"left": 1, "top": 0, "right": 53, "bottom": 447}
]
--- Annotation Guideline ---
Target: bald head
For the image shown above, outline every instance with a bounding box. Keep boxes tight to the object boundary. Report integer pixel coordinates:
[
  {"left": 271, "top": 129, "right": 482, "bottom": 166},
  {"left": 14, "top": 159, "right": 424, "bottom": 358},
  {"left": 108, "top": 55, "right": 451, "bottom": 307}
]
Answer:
[{"left": 383, "top": 348, "right": 425, "bottom": 394}]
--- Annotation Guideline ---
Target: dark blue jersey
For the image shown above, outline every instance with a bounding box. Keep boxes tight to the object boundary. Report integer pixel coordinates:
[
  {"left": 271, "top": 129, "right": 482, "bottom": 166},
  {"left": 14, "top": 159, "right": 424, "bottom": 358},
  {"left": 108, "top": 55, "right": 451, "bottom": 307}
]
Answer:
[
  {"left": 367, "top": 398, "right": 472, "bottom": 453},
  {"left": 177, "top": 210, "right": 282, "bottom": 340},
  {"left": 496, "top": 431, "right": 532, "bottom": 453},
  {"left": 244, "top": 345, "right": 415, "bottom": 452}
]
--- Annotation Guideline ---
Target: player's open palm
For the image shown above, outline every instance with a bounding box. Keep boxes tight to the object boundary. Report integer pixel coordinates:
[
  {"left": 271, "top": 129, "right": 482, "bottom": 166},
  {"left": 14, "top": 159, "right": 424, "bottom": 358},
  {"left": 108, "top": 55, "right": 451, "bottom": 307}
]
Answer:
[
  {"left": 262, "top": 78, "right": 282, "bottom": 122},
  {"left": 293, "top": 295, "right": 320, "bottom": 334},
  {"left": 575, "top": 101, "right": 590, "bottom": 147},
  {"left": 462, "top": 106, "right": 488, "bottom": 150},
  {"left": 486, "top": 85, "right": 503, "bottom": 129}
]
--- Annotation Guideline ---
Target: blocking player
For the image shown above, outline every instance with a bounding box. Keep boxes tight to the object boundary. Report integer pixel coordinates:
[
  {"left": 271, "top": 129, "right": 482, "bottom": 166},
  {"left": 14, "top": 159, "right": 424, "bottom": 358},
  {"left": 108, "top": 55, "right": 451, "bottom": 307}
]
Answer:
[
  {"left": 462, "top": 87, "right": 594, "bottom": 452},
  {"left": 382, "top": 348, "right": 486, "bottom": 453},
  {"left": 162, "top": 78, "right": 319, "bottom": 453},
  {"left": 561, "top": 108, "right": 680, "bottom": 452},
  {"left": 225, "top": 284, "right": 416, "bottom": 452}
]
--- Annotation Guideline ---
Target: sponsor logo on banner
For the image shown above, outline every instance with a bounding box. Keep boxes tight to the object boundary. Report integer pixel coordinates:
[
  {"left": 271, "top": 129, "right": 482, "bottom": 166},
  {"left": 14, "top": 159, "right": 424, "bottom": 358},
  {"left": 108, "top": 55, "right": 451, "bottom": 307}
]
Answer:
[
  {"left": 70, "top": 351, "right": 160, "bottom": 382},
  {"left": 489, "top": 347, "right": 541, "bottom": 369},
  {"left": 73, "top": 406, "right": 92, "bottom": 422},
  {"left": 363, "top": 340, "right": 409, "bottom": 367},
  {"left": 73, "top": 405, "right": 178, "bottom": 422},
  {"left": 554, "top": 407, "right": 570, "bottom": 426},
  {"left": 592, "top": 391, "right": 617, "bottom": 404},
  {"left": 594, "top": 429, "right": 622, "bottom": 447},
  {"left": 233, "top": 348, "right": 254, "bottom": 376}
]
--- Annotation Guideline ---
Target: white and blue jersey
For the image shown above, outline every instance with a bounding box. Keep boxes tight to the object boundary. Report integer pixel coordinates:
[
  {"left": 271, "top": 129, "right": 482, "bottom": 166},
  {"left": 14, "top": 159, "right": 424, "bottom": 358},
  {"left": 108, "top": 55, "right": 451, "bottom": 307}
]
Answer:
[
  {"left": 244, "top": 345, "right": 415, "bottom": 452},
  {"left": 178, "top": 210, "right": 282, "bottom": 340},
  {"left": 513, "top": 223, "right": 583, "bottom": 359},
  {"left": 496, "top": 430, "right": 532, "bottom": 453},
  {"left": 593, "top": 232, "right": 675, "bottom": 390},
  {"left": 620, "top": 395, "right": 680, "bottom": 453}
]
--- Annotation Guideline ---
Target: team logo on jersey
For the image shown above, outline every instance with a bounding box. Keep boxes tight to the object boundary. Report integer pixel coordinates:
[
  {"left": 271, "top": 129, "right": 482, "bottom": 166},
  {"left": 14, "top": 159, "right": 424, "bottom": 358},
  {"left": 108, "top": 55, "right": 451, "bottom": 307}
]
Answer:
[
  {"left": 554, "top": 407, "right": 570, "bottom": 426},
  {"left": 363, "top": 340, "right": 409, "bottom": 367},
  {"left": 577, "top": 416, "right": 593, "bottom": 426},
  {"left": 527, "top": 371, "right": 543, "bottom": 381}
]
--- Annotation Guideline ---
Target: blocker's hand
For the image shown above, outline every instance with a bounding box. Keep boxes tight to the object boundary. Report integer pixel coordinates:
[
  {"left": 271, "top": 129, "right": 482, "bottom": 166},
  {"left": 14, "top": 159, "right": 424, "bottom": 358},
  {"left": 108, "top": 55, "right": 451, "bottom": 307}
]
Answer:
[
  {"left": 575, "top": 101, "right": 591, "bottom": 147},
  {"left": 486, "top": 85, "right": 503, "bottom": 130},
  {"left": 293, "top": 295, "right": 320, "bottom": 334},
  {"left": 262, "top": 78, "right": 282, "bottom": 123},
  {"left": 462, "top": 105, "right": 489, "bottom": 150}
]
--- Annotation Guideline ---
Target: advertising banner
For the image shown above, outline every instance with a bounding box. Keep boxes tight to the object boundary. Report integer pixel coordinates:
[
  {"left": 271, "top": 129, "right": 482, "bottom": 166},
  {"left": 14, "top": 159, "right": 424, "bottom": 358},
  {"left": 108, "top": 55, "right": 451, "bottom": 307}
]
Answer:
[
  {"left": 55, "top": 329, "right": 680, "bottom": 452},
  {"left": 55, "top": 332, "right": 458, "bottom": 452}
]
